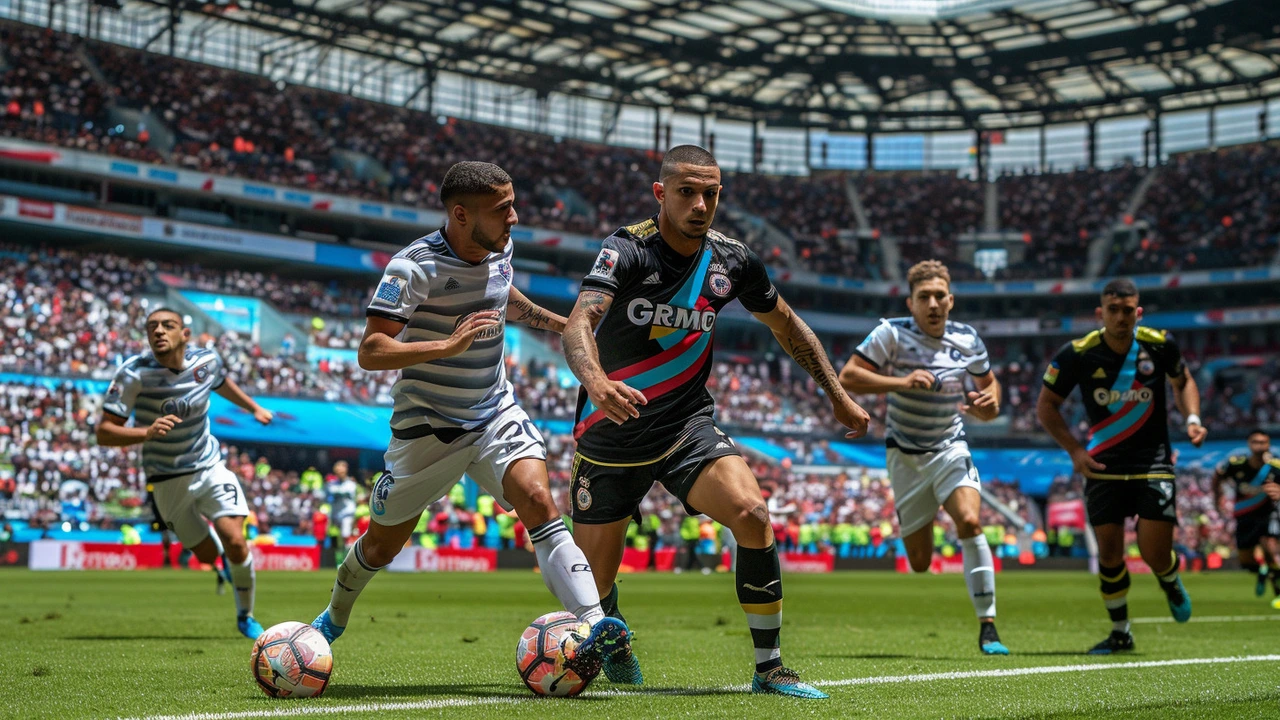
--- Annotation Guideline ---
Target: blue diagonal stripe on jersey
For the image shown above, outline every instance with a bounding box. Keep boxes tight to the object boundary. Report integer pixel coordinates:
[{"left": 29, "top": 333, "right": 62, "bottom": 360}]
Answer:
[
  {"left": 1235, "top": 494, "right": 1268, "bottom": 513},
  {"left": 1086, "top": 333, "right": 1145, "bottom": 451},
  {"left": 656, "top": 248, "right": 714, "bottom": 351},
  {"left": 578, "top": 331, "right": 713, "bottom": 421},
  {"left": 1250, "top": 464, "right": 1273, "bottom": 486}
]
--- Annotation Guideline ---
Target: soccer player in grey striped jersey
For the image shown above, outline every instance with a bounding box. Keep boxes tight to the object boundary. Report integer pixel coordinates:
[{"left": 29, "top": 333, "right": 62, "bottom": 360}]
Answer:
[
  {"left": 839, "top": 260, "right": 1009, "bottom": 655},
  {"left": 311, "top": 162, "right": 629, "bottom": 682},
  {"left": 97, "top": 308, "right": 275, "bottom": 640}
]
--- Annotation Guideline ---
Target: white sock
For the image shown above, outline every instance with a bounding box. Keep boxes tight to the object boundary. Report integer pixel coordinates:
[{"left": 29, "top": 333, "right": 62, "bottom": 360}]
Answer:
[
  {"left": 229, "top": 553, "right": 256, "bottom": 618},
  {"left": 326, "top": 538, "right": 382, "bottom": 627},
  {"left": 1111, "top": 618, "right": 1131, "bottom": 635},
  {"left": 960, "top": 534, "right": 996, "bottom": 619},
  {"left": 529, "top": 518, "right": 605, "bottom": 626}
]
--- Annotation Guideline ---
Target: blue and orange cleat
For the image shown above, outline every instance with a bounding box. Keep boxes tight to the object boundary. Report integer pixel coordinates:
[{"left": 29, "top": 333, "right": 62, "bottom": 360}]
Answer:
[
  {"left": 979, "top": 622, "right": 1010, "bottom": 655},
  {"left": 310, "top": 609, "right": 345, "bottom": 644},
  {"left": 237, "top": 613, "right": 264, "bottom": 641},
  {"left": 751, "top": 666, "right": 828, "bottom": 699},
  {"left": 1165, "top": 576, "right": 1192, "bottom": 623}
]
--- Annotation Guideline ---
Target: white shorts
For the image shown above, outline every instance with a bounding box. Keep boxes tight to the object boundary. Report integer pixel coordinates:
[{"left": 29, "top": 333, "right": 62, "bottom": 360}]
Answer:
[
  {"left": 374, "top": 404, "right": 546, "bottom": 526},
  {"left": 886, "top": 441, "right": 981, "bottom": 537},
  {"left": 150, "top": 463, "right": 250, "bottom": 549}
]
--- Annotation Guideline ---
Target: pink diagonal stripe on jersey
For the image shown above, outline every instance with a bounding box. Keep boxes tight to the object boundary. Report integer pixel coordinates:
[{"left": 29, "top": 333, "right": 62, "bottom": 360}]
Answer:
[{"left": 573, "top": 342, "right": 714, "bottom": 440}]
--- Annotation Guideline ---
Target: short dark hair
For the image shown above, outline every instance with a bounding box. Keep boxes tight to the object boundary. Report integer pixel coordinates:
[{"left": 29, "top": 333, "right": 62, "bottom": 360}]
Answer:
[
  {"left": 1248, "top": 428, "right": 1270, "bottom": 440},
  {"left": 440, "top": 161, "right": 512, "bottom": 207},
  {"left": 1101, "top": 278, "right": 1138, "bottom": 300},
  {"left": 146, "top": 307, "right": 184, "bottom": 326},
  {"left": 660, "top": 144, "right": 718, "bottom": 181}
]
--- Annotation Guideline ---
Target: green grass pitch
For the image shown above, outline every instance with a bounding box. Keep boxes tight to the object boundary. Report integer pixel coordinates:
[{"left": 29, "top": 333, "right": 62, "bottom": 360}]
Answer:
[{"left": 2, "top": 569, "right": 1278, "bottom": 719}]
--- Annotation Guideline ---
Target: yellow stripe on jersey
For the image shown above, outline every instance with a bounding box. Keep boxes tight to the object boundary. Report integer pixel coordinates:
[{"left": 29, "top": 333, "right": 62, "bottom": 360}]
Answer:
[
  {"left": 1135, "top": 326, "right": 1168, "bottom": 344},
  {"left": 1071, "top": 330, "right": 1102, "bottom": 353},
  {"left": 1087, "top": 472, "right": 1176, "bottom": 481}
]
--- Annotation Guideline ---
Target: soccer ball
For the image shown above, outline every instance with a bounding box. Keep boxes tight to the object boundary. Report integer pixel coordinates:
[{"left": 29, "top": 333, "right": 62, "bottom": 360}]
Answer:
[
  {"left": 251, "top": 621, "right": 333, "bottom": 698},
  {"left": 516, "top": 611, "right": 594, "bottom": 697}
]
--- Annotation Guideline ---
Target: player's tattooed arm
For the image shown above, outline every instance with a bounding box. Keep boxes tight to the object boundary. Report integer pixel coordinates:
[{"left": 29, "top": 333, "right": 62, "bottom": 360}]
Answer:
[
  {"left": 506, "top": 286, "right": 566, "bottom": 334},
  {"left": 753, "top": 296, "right": 870, "bottom": 438},
  {"left": 563, "top": 291, "right": 647, "bottom": 424}
]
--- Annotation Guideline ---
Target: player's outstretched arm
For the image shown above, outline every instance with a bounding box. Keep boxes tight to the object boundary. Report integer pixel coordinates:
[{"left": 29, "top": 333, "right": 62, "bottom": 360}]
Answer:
[
  {"left": 214, "top": 377, "right": 273, "bottom": 425},
  {"left": 753, "top": 296, "right": 870, "bottom": 438},
  {"left": 357, "top": 313, "right": 500, "bottom": 371},
  {"left": 96, "top": 412, "right": 181, "bottom": 447},
  {"left": 1169, "top": 366, "right": 1207, "bottom": 447},
  {"left": 839, "top": 356, "right": 933, "bottom": 395},
  {"left": 1036, "top": 386, "right": 1105, "bottom": 476},
  {"left": 563, "top": 290, "right": 647, "bottom": 425},
  {"left": 506, "top": 286, "right": 566, "bottom": 334}
]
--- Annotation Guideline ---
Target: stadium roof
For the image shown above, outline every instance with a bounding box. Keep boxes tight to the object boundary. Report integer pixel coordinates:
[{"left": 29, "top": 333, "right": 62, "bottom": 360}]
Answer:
[{"left": 172, "top": 0, "right": 1280, "bottom": 131}]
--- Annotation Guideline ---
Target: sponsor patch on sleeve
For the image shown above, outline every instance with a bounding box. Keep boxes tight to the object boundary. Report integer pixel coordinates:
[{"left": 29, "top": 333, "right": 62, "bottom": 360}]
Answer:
[
  {"left": 587, "top": 248, "right": 620, "bottom": 281},
  {"left": 1043, "top": 363, "right": 1060, "bottom": 384},
  {"left": 372, "top": 276, "right": 407, "bottom": 307}
]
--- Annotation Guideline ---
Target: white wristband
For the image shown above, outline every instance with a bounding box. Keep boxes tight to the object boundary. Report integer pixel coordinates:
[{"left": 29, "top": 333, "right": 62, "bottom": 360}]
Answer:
[{"left": 1185, "top": 414, "right": 1201, "bottom": 427}]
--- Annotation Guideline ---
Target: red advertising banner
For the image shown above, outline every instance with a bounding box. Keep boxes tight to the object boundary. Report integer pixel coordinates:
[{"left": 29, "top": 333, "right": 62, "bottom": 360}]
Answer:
[
  {"left": 29, "top": 540, "right": 320, "bottom": 571},
  {"left": 385, "top": 546, "right": 498, "bottom": 573},
  {"left": 1047, "top": 499, "right": 1087, "bottom": 529}
]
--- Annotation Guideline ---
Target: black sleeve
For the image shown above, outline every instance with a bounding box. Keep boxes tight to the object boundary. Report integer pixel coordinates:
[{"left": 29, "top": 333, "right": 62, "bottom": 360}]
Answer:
[
  {"left": 736, "top": 247, "right": 780, "bottom": 314},
  {"left": 1156, "top": 333, "right": 1187, "bottom": 379},
  {"left": 580, "top": 235, "right": 635, "bottom": 295},
  {"left": 1042, "top": 342, "right": 1080, "bottom": 396}
]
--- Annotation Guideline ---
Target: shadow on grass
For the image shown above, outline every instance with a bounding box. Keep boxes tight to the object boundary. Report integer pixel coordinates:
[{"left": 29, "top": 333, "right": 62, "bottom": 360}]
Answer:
[
  {"left": 62, "top": 634, "right": 239, "bottom": 641},
  {"left": 321, "top": 683, "right": 746, "bottom": 701}
]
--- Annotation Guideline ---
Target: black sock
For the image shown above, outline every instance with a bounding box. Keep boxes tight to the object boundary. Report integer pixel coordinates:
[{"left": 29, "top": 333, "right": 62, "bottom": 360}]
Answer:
[
  {"left": 737, "top": 544, "right": 783, "bottom": 674},
  {"left": 1271, "top": 569, "right": 1280, "bottom": 596},
  {"left": 1099, "top": 563, "right": 1130, "bottom": 633},
  {"left": 601, "top": 582, "right": 626, "bottom": 624},
  {"left": 1154, "top": 552, "right": 1182, "bottom": 596}
]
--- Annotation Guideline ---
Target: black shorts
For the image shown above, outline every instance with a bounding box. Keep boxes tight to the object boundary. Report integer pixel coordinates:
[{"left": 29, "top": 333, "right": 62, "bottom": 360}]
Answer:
[
  {"left": 1085, "top": 477, "right": 1177, "bottom": 527},
  {"left": 146, "top": 488, "right": 165, "bottom": 533},
  {"left": 1235, "top": 509, "right": 1280, "bottom": 549},
  {"left": 570, "top": 419, "right": 741, "bottom": 524}
]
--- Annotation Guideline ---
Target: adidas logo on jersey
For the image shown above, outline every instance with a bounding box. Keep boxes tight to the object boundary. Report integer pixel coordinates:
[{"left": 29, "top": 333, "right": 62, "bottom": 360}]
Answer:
[
  {"left": 643, "top": 272, "right": 662, "bottom": 285},
  {"left": 715, "top": 441, "right": 732, "bottom": 450},
  {"left": 1092, "top": 368, "right": 1107, "bottom": 379},
  {"left": 443, "top": 277, "right": 461, "bottom": 291}
]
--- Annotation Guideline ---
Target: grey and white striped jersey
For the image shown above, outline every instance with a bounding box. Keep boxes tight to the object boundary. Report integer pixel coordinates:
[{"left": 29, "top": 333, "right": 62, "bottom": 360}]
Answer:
[
  {"left": 854, "top": 317, "right": 991, "bottom": 452},
  {"left": 101, "top": 347, "right": 226, "bottom": 480},
  {"left": 366, "top": 230, "right": 515, "bottom": 432}
]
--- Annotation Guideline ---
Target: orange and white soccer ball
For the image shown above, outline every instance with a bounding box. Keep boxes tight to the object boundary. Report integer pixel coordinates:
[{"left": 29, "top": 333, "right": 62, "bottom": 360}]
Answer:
[
  {"left": 251, "top": 621, "right": 333, "bottom": 699},
  {"left": 516, "top": 611, "right": 594, "bottom": 697}
]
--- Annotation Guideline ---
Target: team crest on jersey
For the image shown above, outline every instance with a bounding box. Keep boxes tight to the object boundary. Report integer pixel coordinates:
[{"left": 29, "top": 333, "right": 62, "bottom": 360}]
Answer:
[
  {"left": 371, "top": 473, "right": 395, "bottom": 516},
  {"left": 576, "top": 486, "right": 593, "bottom": 511},
  {"left": 588, "top": 249, "right": 620, "bottom": 280},
  {"left": 193, "top": 363, "right": 210, "bottom": 383},
  {"left": 1138, "top": 352, "right": 1154, "bottom": 376},
  {"left": 497, "top": 259, "right": 513, "bottom": 284},
  {"left": 709, "top": 273, "right": 732, "bottom": 297}
]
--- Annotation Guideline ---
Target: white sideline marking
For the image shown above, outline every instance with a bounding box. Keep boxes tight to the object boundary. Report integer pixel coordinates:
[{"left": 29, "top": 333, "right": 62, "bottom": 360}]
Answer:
[
  {"left": 121, "top": 654, "right": 1280, "bottom": 720},
  {"left": 1132, "top": 614, "right": 1280, "bottom": 625}
]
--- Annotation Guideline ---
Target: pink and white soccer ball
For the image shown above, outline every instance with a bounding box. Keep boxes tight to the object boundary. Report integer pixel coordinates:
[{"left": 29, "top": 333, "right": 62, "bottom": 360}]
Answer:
[
  {"left": 515, "top": 611, "right": 594, "bottom": 697},
  {"left": 251, "top": 621, "right": 333, "bottom": 699}
]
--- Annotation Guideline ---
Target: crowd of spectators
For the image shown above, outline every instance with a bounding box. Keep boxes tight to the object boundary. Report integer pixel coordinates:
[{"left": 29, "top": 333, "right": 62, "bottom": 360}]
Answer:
[
  {"left": 10, "top": 23, "right": 1276, "bottom": 284},
  {"left": 1115, "top": 143, "right": 1280, "bottom": 275}
]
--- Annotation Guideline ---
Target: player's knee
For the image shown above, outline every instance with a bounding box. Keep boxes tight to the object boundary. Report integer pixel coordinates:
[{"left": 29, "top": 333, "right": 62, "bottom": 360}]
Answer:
[
  {"left": 222, "top": 537, "right": 249, "bottom": 564},
  {"left": 510, "top": 485, "right": 556, "bottom": 528},
  {"left": 360, "top": 538, "right": 399, "bottom": 568},
  {"left": 907, "top": 549, "right": 932, "bottom": 573},
  {"left": 728, "top": 503, "right": 773, "bottom": 545},
  {"left": 953, "top": 513, "right": 982, "bottom": 539}
]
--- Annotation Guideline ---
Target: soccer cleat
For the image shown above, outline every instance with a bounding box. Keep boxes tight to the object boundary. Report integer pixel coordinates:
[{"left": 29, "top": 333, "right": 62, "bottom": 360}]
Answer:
[
  {"left": 237, "top": 614, "right": 264, "bottom": 640},
  {"left": 751, "top": 665, "right": 828, "bottom": 699},
  {"left": 310, "top": 609, "right": 346, "bottom": 644},
  {"left": 602, "top": 628, "right": 643, "bottom": 685},
  {"left": 1163, "top": 576, "right": 1192, "bottom": 623},
  {"left": 1257, "top": 569, "right": 1268, "bottom": 598},
  {"left": 562, "top": 617, "right": 629, "bottom": 682},
  {"left": 1087, "top": 630, "right": 1135, "bottom": 655},
  {"left": 979, "top": 622, "right": 1010, "bottom": 655}
]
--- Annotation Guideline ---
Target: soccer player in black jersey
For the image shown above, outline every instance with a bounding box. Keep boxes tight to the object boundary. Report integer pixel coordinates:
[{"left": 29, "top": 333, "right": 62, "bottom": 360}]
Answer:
[
  {"left": 1037, "top": 278, "right": 1207, "bottom": 654},
  {"left": 1211, "top": 429, "right": 1280, "bottom": 602},
  {"left": 562, "top": 145, "right": 870, "bottom": 698}
]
